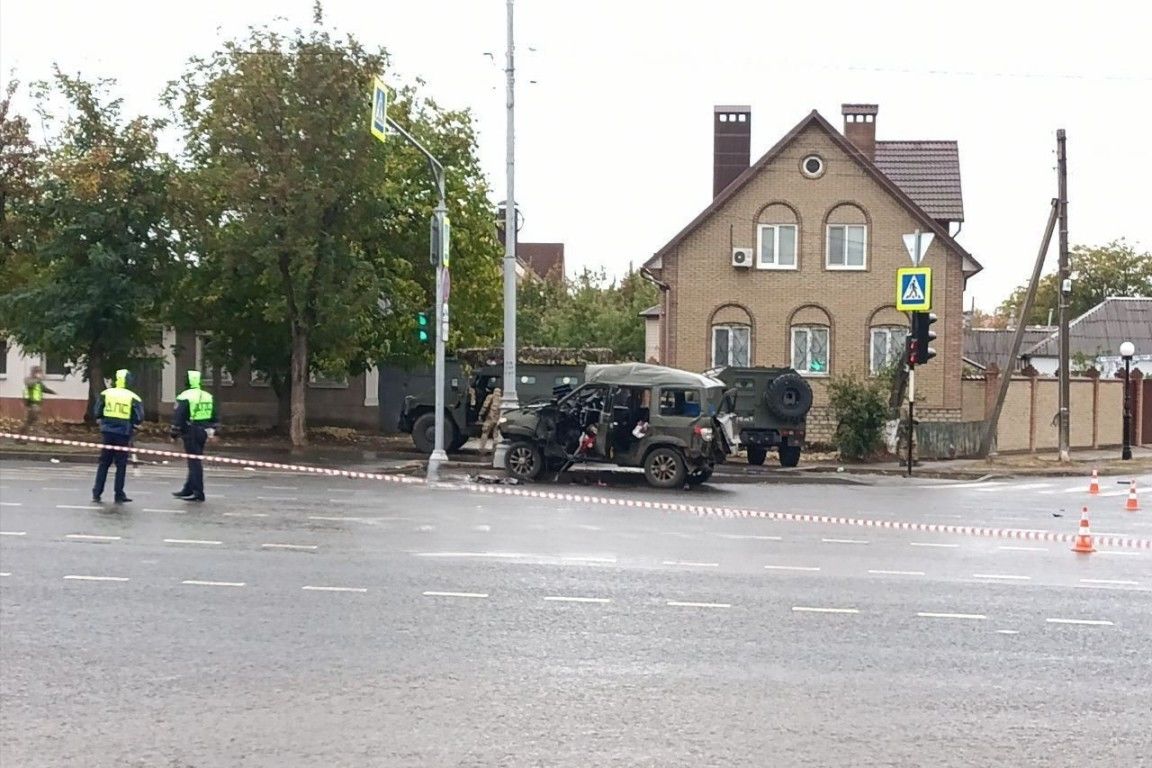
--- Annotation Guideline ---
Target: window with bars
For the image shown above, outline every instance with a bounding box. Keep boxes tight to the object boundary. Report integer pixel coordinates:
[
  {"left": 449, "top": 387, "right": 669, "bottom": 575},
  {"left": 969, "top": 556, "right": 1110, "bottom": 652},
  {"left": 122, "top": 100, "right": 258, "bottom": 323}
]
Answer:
[
  {"left": 870, "top": 326, "right": 906, "bottom": 375},
  {"left": 791, "top": 325, "right": 830, "bottom": 375},
  {"left": 712, "top": 325, "right": 751, "bottom": 367}
]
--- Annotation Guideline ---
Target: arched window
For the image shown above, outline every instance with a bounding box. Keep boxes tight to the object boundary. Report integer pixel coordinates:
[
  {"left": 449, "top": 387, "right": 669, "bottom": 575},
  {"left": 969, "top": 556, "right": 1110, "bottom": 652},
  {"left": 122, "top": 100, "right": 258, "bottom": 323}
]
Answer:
[
  {"left": 710, "top": 304, "right": 753, "bottom": 367},
  {"left": 789, "top": 305, "right": 832, "bottom": 375},
  {"left": 825, "top": 203, "right": 869, "bottom": 270},
  {"left": 756, "top": 203, "right": 799, "bottom": 270},
  {"left": 870, "top": 325, "right": 906, "bottom": 374}
]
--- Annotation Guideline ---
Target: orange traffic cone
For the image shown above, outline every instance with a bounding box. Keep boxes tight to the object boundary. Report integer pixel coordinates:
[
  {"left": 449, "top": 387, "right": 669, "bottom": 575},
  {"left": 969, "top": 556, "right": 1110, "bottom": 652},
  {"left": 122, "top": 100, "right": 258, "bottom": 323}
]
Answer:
[
  {"left": 1126, "top": 481, "right": 1140, "bottom": 512},
  {"left": 1088, "top": 469, "right": 1100, "bottom": 495},
  {"left": 1072, "top": 507, "right": 1095, "bottom": 554}
]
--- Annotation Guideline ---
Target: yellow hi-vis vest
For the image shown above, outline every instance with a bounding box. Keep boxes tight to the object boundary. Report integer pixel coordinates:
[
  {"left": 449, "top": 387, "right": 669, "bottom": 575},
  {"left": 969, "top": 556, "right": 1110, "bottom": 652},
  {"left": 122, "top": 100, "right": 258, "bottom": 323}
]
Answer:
[
  {"left": 101, "top": 387, "right": 141, "bottom": 420},
  {"left": 177, "top": 388, "right": 215, "bottom": 422},
  {"left": 24, "top": 381, "right": 44, "bottom": 404}
]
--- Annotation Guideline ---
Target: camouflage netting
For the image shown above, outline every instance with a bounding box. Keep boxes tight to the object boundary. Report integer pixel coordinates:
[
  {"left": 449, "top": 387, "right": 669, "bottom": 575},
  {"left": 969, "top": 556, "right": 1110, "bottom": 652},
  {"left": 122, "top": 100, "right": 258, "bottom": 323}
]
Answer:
[{"left": 456, "top": 346, "right": 619, "bottom": 367}]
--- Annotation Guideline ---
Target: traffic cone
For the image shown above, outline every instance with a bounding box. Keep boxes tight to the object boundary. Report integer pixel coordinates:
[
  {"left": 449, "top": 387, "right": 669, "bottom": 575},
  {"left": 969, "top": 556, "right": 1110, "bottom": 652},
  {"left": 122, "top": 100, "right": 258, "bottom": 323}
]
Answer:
[
  {"left": 1072, "top": 507, "right": 1095, "bottom": 554},
  {"left": 1126, "top": 481, "right": 1140, "bottom": 512},
  {"left": 1088, "top": 469, "right": 1100, "bottom": 495}
]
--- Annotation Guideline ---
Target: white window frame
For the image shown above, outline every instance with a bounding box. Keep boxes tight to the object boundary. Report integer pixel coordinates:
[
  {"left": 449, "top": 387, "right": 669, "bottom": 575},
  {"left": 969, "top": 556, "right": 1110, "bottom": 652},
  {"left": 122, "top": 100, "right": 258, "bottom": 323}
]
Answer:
[
  {"left": 826, "top": 224, "right": 868, "bottom": 270},
  {"left": 711, "top": 324, "right": 751, "bottom": 368},
  {"left": 870, "top": 326, "right": 906, "bottom": 375},
  {"left": 194, "top": 334, "right": 234, "bottom": 386},
  {"left": 791, "top": 325, "right": 830, "bottom": 376},
  {"left": 0, "top": 337, "right": 9, "bottom": 379},
  {"left": 40, "top": 355, "right": 70, "bottom": 380},
  {"left": 756, "top": 224, "right": 798, "bottom": 270},
  {"left": 308, "top": 370, "right": 350, "bottom": 389}
]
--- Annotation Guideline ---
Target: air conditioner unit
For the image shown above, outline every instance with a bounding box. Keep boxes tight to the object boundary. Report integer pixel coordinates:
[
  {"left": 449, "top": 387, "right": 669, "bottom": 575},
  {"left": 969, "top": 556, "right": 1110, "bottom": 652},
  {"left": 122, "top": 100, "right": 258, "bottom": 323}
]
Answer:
[{"left": 731, "top": 247, "right": 753, "bottom": 268}]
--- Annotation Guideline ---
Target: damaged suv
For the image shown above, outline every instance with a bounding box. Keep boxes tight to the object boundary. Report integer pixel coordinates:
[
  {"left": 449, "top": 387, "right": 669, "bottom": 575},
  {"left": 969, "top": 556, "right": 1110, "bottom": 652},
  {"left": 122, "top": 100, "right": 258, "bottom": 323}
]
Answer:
[{"left": 497, "top": 363, "right": 734, "bottom": 489}]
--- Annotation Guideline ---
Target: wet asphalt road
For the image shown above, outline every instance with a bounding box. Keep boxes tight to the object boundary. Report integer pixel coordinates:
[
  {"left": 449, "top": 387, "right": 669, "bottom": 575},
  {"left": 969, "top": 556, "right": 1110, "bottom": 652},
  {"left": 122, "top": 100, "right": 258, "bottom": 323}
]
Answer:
[{"left": 1, "top": 458, "right": 1151, "bottom": 767}]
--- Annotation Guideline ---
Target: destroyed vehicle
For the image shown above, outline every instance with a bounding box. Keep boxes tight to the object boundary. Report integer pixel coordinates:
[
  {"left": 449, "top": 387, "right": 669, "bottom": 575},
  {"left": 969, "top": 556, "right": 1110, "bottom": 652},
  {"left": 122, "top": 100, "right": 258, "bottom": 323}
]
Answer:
[
  {"left": 398, "top": 360, "right": 585, "bottom": 454},
  {"left": 703, "top": 366, "right": 812, "bottom": 467},
  {"left": 497, "top": 362, "right": 734, "bottom": 489}
]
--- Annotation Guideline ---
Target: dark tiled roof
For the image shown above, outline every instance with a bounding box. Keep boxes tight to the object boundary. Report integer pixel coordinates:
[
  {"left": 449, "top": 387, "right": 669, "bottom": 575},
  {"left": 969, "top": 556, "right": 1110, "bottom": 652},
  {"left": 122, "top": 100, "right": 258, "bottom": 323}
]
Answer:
[
  {"left": 874, "top": 141, "right": 964, "bottom": 222},
  {"left": 517, "top": 243, "right": 565, "bottom": 282},
  {"left": 964, "top": 327, "right": 1055, "bottom": 371},
  {"left": 638, "top": 304, "right": 662, "bottom": 318},
  {"left": 1024, "top": 297, "right": 1152, "bottom": 358}
]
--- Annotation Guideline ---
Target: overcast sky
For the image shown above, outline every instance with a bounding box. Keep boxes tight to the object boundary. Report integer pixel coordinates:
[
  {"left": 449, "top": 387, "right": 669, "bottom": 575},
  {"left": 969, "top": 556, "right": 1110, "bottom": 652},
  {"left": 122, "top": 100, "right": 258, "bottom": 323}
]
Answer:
[{"left": 3, "top": 0, "right": 1149, "bottom": 312}]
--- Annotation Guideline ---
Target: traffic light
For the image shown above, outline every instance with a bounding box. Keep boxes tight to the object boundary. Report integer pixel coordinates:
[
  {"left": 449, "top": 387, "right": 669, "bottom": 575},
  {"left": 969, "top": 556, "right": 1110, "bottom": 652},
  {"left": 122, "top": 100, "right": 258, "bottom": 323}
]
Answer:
[
  {"left": 910, "top": 311, "right": 937, "bottom": 365},
  {"left": 905, "top": 332, "right": 918, "bottom": 367},
  {"left": 416, "top": 309, "right": 433, "bottom": 344}
]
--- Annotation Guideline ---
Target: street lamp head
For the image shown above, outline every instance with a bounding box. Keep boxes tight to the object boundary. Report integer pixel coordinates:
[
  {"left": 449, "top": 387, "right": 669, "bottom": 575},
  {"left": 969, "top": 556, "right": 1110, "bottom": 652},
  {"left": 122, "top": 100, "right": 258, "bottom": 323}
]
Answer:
[{"left": 1119, "top": 341, "right": 1135, "bottom": 359}]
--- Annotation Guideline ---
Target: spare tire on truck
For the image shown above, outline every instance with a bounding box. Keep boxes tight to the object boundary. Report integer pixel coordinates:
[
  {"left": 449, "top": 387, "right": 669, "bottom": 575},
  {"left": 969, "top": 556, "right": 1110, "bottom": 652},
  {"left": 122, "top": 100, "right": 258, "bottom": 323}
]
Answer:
[{"left": 764, "top": 373, "right": 813, "bottom": 422}]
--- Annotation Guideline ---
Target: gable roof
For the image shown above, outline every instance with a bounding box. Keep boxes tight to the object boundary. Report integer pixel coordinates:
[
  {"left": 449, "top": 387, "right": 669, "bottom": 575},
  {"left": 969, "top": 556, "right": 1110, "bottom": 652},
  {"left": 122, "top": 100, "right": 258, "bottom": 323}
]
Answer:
[
  {"left": 964, "top": 327, "right": 1055, "bottom": 371},
  {"left": 517, "top": 242, "right": 565, "bottom": 281},
  {"left": 1023, "top": 297, "right": 1152, "bottom": 358},
  {"left": 644, "top": 110, "right": 981, "bottom": 274},
  {"left": 874, "top": 141, "right": 964, "bottom": 222}
]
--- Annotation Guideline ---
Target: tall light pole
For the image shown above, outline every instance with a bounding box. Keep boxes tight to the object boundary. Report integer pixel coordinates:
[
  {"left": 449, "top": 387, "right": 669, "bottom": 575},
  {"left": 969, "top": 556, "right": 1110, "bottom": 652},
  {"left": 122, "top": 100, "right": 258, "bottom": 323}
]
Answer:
[
  {"left": 494, "top": 0, "right": 519, "bottom": 468},
  {"left": 1120, "top": 341, "right": 1135, "bottom": 461}
]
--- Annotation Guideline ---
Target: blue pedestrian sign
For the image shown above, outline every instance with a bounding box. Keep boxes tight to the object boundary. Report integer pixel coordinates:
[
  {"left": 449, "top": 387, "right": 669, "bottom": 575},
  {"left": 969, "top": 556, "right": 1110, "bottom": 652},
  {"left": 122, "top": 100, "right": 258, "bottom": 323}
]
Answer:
[
  {"left": 896, "top": 267, "right": 932, "bottom": 312},
  {"left": 370, "top": 76, "right": 389, "bottom": 144}
]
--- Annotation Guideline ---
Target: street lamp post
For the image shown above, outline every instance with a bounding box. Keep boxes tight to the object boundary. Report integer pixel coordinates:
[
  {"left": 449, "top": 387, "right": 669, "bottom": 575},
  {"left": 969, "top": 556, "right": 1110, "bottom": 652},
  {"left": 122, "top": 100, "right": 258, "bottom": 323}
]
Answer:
[{"left": 1120, "top": 341, "right": 1135, "bottom": 460}]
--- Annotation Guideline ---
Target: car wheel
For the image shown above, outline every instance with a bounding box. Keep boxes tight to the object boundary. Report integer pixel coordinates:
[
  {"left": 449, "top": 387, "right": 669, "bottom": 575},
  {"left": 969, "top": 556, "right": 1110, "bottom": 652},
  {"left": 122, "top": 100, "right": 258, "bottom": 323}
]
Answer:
[
  {"left": 779, "top": 445, "right": 802, "bottom": 468},
  {"left": 765, "top": 373, "right": 814, "bottom": 422},
  {"left": 644, "top": 447, "right": 687, "bottom": 489},
  {"left": 686, "top": 466, "right": 714, "bottom": 487},
  {"left": 411, "top": 413, "right": 436, "bottom": 454},
  {"left": 746, "top": 446, "right": 767, "bottom": 466},
  {"left": 505, "top": 440, "right": 544, "bottom": 482}
]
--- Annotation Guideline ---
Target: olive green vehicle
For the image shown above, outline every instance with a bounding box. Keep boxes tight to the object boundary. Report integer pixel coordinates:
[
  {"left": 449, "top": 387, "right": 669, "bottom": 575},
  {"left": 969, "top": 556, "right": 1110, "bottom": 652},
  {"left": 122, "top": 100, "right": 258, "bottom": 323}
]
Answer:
[
  {"left": 497, "top": 363, "right": 734, "bottom": 489},
  {"left": 398, "top": 360, "right": 585, "bottom": 454},
  {"left": 703, "top": 366, "right": 813, "bottom": 467}
]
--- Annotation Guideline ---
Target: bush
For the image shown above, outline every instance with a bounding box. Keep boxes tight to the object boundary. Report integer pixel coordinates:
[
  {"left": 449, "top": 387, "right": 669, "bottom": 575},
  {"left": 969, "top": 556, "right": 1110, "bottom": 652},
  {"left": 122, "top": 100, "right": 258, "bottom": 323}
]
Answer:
[{"left": 826, "top": 370, "right": 892, "bottom": 460}]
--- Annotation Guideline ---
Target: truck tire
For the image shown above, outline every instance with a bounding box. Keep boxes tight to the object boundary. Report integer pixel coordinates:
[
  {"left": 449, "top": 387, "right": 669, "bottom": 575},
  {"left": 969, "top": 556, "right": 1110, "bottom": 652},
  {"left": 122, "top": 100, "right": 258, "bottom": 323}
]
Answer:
[
  {"left": 765, "top": 373, "right": 813, "bottom": 422},
  {"left": 746, "top": 446, "right": 768, "bottom": 466},
  {"left": 644, "top": 447, "right": 687, "bottom": 489},
  {"left": 505, "top": 440, "right": 544, "bottom": 482},
  {"left": 779, "top": 445, "right": 801, "bottom": 468},
  {"left": 411, "top": 413, "right": 460, "bottom": 454}
]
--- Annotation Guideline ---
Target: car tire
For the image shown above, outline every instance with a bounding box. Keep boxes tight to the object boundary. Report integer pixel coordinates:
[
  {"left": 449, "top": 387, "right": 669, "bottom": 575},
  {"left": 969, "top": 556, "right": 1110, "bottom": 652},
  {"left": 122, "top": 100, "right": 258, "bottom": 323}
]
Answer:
[
  {"left": 412, "top": 413, "right": 460, "bottom": 454},
  {"left": 505, "top": 440, "right": 544, "bottom": 482},
  {"left": 644, "top": 447, "right": 687, "bottom": 489},
  {"left": 765, "top": 373, "right": 814, "bottom": 422},
  {"left": 779, "top": 445, "right": 802, "bottom": 468},
  {"left": 686, "top": 465, "right": 714, "bottom": 487},
  {"left": 746, "top": 446, "right": 768, "bottom": 466}
]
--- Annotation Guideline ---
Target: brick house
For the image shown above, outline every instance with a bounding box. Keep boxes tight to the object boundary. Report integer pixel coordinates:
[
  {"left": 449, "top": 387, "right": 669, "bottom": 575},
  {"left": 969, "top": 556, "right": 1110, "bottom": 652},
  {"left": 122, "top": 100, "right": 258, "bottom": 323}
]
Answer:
[{"left": 642, "top": 103, "right": 983, "bottom": 435}]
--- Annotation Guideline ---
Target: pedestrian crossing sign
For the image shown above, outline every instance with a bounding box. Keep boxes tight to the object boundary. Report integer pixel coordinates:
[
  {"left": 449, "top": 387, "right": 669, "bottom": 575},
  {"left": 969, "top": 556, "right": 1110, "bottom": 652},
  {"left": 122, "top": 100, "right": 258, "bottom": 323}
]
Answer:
[
  {"left": 370, "top": 76, "right": 389, "bottom": 144},
  {"left": 896, "top": 267, "right": 932, "bottom": 311}
]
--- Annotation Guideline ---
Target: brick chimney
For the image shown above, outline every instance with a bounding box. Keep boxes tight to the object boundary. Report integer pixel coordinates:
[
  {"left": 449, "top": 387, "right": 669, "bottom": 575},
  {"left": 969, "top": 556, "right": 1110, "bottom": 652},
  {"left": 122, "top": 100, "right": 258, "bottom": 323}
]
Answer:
[
  {"left": 713, "top": 105, "right": 751, "bottom": 197},
  {"left": 842, "top": 104, "right": 878, "bottom": 159}
]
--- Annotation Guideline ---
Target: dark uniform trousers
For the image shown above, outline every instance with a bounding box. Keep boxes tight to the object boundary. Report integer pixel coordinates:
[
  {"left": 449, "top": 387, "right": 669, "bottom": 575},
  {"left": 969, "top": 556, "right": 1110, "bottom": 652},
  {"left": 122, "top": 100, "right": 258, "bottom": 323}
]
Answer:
[
  {"left": 93, "top": 433, "right": 132, "bottom": 499},
  {"left": 180, "top": 425, "right": 209, "bottom": 497}
]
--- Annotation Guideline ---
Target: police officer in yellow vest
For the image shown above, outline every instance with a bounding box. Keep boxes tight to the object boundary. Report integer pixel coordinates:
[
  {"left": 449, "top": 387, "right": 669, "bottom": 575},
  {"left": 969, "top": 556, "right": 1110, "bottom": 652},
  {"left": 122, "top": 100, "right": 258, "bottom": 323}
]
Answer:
[
  {"left": 170, "top": 370, "right": 217, "bottom": 502},
  {"left": 18, "top": 365, "right": 56, "bottom": 440},
  {"left": 91, "top": 368, "right": 144, "bottom": 504}
]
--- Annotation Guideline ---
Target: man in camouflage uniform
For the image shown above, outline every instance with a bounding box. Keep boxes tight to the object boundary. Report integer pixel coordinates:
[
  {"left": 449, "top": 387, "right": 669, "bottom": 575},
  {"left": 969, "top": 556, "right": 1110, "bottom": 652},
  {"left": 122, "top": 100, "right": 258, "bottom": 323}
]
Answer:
[{"left": 477, "top": 386, "right": 503, "bottom": 454}]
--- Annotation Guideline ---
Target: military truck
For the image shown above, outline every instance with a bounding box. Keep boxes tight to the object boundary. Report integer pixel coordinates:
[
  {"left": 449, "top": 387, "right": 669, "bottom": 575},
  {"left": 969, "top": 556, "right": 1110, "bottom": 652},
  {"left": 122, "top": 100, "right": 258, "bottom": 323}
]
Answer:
[
  {"left": 398, "top": 360, "right": 586, "bottom": 454},
  {"left": 703, "top": 366, "right": 813, "bottom": 467}
]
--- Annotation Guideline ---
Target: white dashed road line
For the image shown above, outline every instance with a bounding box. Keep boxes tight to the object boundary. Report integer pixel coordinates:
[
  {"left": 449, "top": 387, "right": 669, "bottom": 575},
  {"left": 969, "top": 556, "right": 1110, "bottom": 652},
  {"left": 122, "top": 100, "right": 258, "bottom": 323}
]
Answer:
[
  {"left": 182, "top": 580, "right": 245, "bottom": 588},
  {"left": 65, "top": 534, "right": 122, "bottom": 542},
  {"left": 995, "top": 629, "right": 1021, "bottom": 635},
  {"left": 973, "top": 574, "right": 1032, "bottom": 581},
  {"left": 822, "top": 538, "right": 869, "bottom": 545},
  {"left": 256, "top": 496, "right": 298, "bottom": 502},
  {"left": 998, "top": 546, "right": 1048, "bottom": 552},
  {"left": 1046, "top": 618, "right": 1114, "bottom": 627},
  {"left": 544, "top": 596, "right": 611, "bottom": 604},
  {"left": 714, "top": 534, "right": 783, "bottom": 541},
  {"left": 1080, "top": 579, "right": 1139, "bottom": 586},
  {"left": 868, "top": 569, "right": 926, "bottom": 576},
  {"left": 56, "top": 505, "right": 101, "bottom": 511},
  {"left": 0, "top": 531, "right": 27, "bottom": 536},
  {"left": 261, "top": 543, "right": 318, "bottom": 551},
  {"left": 911, "top": 542, "right": 959, "bottom": 549},
  {"left": 662, "top": 560, "right": 719, "bottom": 568},
  {"left": 64, "top": 575, "right": 129, "bottom": 582},
  {"left": 422, "top": 591, "right": 488, "bottom": 599},
  {"left": 0, "top": 502, "right": 22, "bottom": 507},
  {"left": 262, "top": 485, "right": 299, "bottom": 491},
  {"left": 308, "top": 515, "right": 368, "bottom": 522},
  {"left": 667, "top": 601, "right": 731, "bottom": 609},
  {"left": 1097, "top": 551, "right": 1144, "bottom": 557},
  {"left": 223, "top": 512, "right": 267, "bottom": 518},
  {"left": 302, "top": 586, "right": 367, "bottom": 593},
  {"left": 561, "top": 556, "right": 617, "bottom": 564},
  {"left": 164, "top": 539, "right": 223, "bottom": 546},
  {"left": 764, "top": 565, "right": 820, "bottom": 572},
  {"left": 917, "top": 612, "right": 987, "bottom": 620},
  {"left": 792, "top": 606, "right": 860, "bottom": 614},
  {"left": 143, "top": 508, "right": 186, "bottom": 514},
  {"left": 0, "top": 572, "right": 11, "bottom": 577}
]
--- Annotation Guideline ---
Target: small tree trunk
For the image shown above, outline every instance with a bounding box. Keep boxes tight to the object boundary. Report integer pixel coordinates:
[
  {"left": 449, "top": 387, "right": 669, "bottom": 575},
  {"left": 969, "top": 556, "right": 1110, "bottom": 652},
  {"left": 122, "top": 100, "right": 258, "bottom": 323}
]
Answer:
[
  {"left": 85, "top": 354, "right": 104, "bottom": 425},
  {"left": 289, "top": 324, "right": 308, "bottom": 447}
]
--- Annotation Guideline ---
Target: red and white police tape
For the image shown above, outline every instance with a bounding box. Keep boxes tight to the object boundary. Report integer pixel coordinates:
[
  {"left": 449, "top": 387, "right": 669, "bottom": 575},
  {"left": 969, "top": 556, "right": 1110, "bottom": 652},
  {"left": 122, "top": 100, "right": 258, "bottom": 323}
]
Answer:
[{"left": 4, "top": 432, "right": 1150, "bottom": 551}]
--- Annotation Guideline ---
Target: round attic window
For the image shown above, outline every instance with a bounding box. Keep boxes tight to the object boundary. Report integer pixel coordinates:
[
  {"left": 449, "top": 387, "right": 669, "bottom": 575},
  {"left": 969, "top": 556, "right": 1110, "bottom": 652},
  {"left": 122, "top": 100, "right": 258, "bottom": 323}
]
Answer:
[{"left": 801, "top": 155, "right": 825, "bottom": 178}]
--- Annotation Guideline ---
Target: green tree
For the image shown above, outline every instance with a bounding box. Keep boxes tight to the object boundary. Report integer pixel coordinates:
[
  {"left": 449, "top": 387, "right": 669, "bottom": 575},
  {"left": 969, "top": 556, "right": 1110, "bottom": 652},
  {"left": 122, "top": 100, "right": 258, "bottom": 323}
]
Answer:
[
  {"left": 997, "top": 240, "right": 1152, "bottom": 325},
  {"left": 0, "top": 69, "right": 177, "bottom": 413},
  {"left": 166, "top": 3, "right": 501, "bottom": 445}
]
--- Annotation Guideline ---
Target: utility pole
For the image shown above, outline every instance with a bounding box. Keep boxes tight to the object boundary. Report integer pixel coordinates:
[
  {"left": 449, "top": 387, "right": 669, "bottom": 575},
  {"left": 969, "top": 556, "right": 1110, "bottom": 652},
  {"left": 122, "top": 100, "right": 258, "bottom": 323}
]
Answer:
[
  {"left": 1056, "top": 130, "right": 1071, "bottom": 463},
  {"left": 494, "top": 0, "right": 519, "bottom": 470}
]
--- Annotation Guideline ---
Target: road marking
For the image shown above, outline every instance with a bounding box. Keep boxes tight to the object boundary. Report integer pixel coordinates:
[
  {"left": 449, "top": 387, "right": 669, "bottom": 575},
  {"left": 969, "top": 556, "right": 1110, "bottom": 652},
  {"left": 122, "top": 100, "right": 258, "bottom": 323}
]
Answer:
[
  {"left": 868, "top": 569, "right": 925, "bottom": 576},
  {"left": 0, "top": 572, "right": 11, "bottom": 576},
  {"left": 223, "top": 512, "right": 268, "bottom": 518},
  {"left": 1080, "top": 579, "right": 1139, "bottom": 586},
  {"left": 998, "top": 546, "right": 1048, "bottom": 552},
  {"left": 1008, "top": 483, "right": 1053, "bottom": 491},
  {"left": 0, "top": 531, "right": 27, "bottom": 536},
  {"left": 257, "top": 496, "right": 298, "bottom": 502},
  {"left": 308, "top": 515, "right": 369, "bottom": 522},
  {"left": 65, "top": 534, "right": 122, "bottom": 542},
  {"left": 142, "top": 508, "right": 185, "bottom": 514},
  {"left": 995, "top": 629, "right": 1020, "bottom": 635},
  {"left": 1046, "top": 618, "right": 1114, "bottom": 627},
  {"left": 42, "top": 487, "right": 82, "bottom": 491},
  {"left": 0, "top": 502, "right": 22, "bottom": 507},
  {"left": 792, "top": 606, "right": 859, "bottom": 614},
  {"left": 164, "top": 539, "right": 223, "bottom": 546},
  {"left": 917, "top": 612, "right": 987, "bottom": 620},
  {"left": 715, "top": 534, "right": 783, "bottom": 541},
  {"left": 262, "top": 485, "right": 299, "bottom": 490},
  {"left": 261, "top": 543, "right": 318, "bottom": 551},
  {"left": 667, "top": 601, "right": 731, "bottom": 609},
  {"left": 910, "top": 542, "right": 959, "bottom": 548},
  {"left": 302, "top": 586, "right": 367, "bottom": 593},
  {"left": 64, "top": 575, "right": 129, "bottom": 582},
  {"left": 764, "top": 565, "right": 820, "bottom": 572},
  {"left": 544, "top": 596, "right": 611, "bottom": 604},
  {"left": 561, "top": 556, "right": 617, "bottom": 564},
  {"left": 415, "top": 552, "right": 528, "bottom": 559},
  {"left": 182, "top": 580, "right": 245, "bottom": 587},
  {"left": 973, "top": 574, "right": 1032, "bottom": 581},
  {"left": 422, "top": 591, "right": 488, "bottom": 599},
  {"left": 473, "top": 524, "right": 492, "bottom": 532},
  {"left": 416, "top": 525, "right": 435, "bottom": 532},
  {"left": 822, "top": 538, "right": 869, "bottom": 545},
  {"left": 662, "top": 560, "right": 719, "bottom": 568},
  {"left": 56, "top": 505, "right": 101, "bottom": 511},
  {"left": 1096, "top": 551, "right": 1144, "bottom": 557}
]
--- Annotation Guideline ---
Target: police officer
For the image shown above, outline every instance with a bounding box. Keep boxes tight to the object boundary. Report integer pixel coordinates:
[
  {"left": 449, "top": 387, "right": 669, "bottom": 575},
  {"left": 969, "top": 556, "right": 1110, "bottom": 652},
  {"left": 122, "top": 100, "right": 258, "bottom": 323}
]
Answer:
[
  {"left": 170, "top": 370, "right": 217, "bottom": 502},
  {"left": 91, "top": 368, "right": 143, "bottom": 504},
  {"left": 18, "top": 365, "right": 56, "bottom": 440}
]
